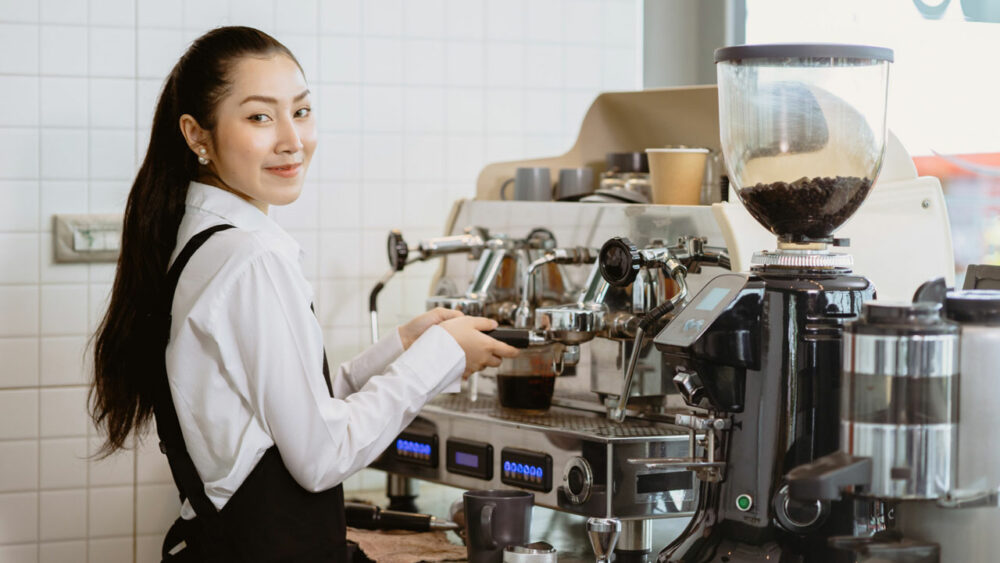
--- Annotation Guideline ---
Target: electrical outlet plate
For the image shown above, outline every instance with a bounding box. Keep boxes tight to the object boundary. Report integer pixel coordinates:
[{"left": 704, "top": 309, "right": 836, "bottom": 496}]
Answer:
[{"left": 53, "top": 213, "right": 123, "bottom": 263}]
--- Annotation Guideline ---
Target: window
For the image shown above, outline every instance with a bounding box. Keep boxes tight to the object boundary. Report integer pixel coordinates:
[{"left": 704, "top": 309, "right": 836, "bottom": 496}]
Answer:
[{"left": 745, "top": 0, "right": 1000, "bottom": 283}]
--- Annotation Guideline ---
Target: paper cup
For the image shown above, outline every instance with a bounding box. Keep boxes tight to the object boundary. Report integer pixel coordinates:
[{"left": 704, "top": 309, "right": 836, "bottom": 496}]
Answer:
[{"left": 645, "top": 147, "right": 710, "bottom": 205}]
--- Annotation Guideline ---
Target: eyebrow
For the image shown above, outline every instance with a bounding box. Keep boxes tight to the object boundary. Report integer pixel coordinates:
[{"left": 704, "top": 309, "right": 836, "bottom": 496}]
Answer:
[{"left": 240, "top": 89, "right": 311, "bottom": 105}]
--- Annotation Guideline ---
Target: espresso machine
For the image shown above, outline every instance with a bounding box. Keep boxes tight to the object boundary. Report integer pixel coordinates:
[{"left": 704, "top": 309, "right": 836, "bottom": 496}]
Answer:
[
  {"left": 369, "top": 202, "right": 737, "bottom": 560},
  {"left": 649, "top": 44, "right": 897, "bottom": 562}
]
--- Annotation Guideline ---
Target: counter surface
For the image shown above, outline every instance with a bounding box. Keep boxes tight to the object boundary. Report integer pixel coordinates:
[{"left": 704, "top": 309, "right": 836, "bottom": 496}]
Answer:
[{"left": 348, "top": 475, "right": 691, "bottom": 562}]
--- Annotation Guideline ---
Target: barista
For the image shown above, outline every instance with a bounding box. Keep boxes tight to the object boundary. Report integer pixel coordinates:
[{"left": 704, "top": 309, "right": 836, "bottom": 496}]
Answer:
[{"left": 89, "top": 26, "right": 519, "bottom": 562}]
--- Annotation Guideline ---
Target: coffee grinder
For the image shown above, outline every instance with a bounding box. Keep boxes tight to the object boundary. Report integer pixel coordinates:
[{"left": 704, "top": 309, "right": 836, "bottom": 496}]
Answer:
[{"left": 651, "top": 44, "right": 893, "bottom": 561}]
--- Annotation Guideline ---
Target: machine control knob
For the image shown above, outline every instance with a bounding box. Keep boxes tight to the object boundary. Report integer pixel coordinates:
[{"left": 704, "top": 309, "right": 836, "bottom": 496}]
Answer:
[
  {"left": 567, "top": 466, "right": 586, "bottom": 495},
  {"left": 773, "top": 484, "right": 828, "bottom": 533},
  {"left": 563, "top": 457, "right": 593, "bottom": 505},
  {"left": 387, "top": 230, "right": 409, "bottom": 272},
  {"left": 599, "top": 237, "right": 642, "bottom": 287}
]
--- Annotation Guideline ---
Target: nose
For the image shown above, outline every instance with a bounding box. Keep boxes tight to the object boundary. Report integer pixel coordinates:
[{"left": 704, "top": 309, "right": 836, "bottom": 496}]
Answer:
[{"left": 275, "top": 115, "right": 304, "bottom": 155}]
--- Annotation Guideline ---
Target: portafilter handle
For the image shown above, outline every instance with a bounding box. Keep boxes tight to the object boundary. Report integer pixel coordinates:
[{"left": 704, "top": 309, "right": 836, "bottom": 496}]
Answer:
[
  {"left": 483, "top": 328, "right": 547, "bottom": 349},
  {"left": 586, "top": 517, "right": 620, "bottom": 563}
]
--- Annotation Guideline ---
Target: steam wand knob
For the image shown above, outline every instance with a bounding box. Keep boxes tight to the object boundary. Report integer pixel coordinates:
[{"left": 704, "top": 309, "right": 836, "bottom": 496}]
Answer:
[
  {"left": 387, "top": 229, "right": 409, "bottom": 272},
  {"left": 599, "top": 237, "right": 642, "bottom": 287}
]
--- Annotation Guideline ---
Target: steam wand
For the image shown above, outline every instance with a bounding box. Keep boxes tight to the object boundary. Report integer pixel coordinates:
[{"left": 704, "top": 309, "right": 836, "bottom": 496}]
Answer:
[
  {"left": 608, "top": 275, "right": 687, "bottom": 422},
  {"left": 368, "top": 230, "right": 412, "bottom": 344},
  {"left": 368, "top": 229, "right": 486, "bottom": 343},
  {"left": 598, "top": 237, "right": 689, "bottom": 422}
]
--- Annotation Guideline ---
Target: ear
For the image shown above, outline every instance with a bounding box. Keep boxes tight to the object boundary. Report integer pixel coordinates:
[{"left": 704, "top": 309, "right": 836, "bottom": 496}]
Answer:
[{"left": 179, "top": 114, "right": 213, "bottom": 159}]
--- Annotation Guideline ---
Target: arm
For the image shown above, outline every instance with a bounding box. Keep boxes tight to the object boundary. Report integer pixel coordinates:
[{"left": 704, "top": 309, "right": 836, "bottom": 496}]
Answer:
[
  {"left": 332, "top": 308, "right": 465, "bottom": 397},
  {"left": 214, "top": 250, "right": 465, "bottom": 492},
  {"left": 331, "top": 329, "right": 405, "bottom": 398}
]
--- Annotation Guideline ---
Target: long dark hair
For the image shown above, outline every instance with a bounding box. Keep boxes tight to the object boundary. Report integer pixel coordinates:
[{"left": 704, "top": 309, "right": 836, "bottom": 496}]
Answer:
[{"left": 91, "top": 27, "right": 301, "bottom": 456}]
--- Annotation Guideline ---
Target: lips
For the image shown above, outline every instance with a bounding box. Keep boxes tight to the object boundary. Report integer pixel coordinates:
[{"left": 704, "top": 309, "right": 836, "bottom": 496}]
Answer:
[{"left": 265, "top": 163, "right": 302, "bottom": 178}]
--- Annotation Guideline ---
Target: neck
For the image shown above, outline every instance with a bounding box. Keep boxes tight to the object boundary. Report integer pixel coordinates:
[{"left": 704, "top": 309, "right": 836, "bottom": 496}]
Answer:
[{"left": 196, "top": 171, "right": 268, "bottom": 214}]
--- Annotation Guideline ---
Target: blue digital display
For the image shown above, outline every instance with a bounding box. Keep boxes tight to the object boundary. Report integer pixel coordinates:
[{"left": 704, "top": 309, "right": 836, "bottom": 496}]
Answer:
[
  {"left": 503, "top": 461, "right": 544, "bottom": 480},
  {"left": 500, "top": 448, "right": 552, "bottom": 492},
  {"left": 455, "top": 451, "right": 479, "bottom": 468},
  {"left": 695, "top": 287, "right": 731, "bottom": 311},
  {"left": 396, "top": 438, "right": 432, "bottom": 456}
]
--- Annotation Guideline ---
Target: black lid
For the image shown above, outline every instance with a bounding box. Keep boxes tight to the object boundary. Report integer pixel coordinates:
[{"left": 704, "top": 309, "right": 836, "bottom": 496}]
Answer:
[
  {"left": 715, "top": 43, "right": 894, "bottom": 64},
  {"left": 863, "top": 301, "right": 942, "bottom": 325},
  {"left": 945, "top": 290, "right": 1000, "bottom": 324},
  {"left": 606, "top": 152, "right": 648, "bottom": 173}
]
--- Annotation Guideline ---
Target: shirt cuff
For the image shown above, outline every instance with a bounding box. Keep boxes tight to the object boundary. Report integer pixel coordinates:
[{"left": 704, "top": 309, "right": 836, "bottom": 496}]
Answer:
[{"left": 393, "top": 325, "right": 465, "bottom": 395}]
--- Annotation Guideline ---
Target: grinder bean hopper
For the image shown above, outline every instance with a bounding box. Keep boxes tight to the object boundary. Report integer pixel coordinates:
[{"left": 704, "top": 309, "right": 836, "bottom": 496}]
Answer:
[{"left": 718, "top": 43, "right": 891, "bottom": 267}]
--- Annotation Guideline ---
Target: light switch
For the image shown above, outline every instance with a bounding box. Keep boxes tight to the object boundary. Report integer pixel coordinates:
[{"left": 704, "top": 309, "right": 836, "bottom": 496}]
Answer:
[{"left": 53, "top": 214, "right": 123, "bottom": 263}]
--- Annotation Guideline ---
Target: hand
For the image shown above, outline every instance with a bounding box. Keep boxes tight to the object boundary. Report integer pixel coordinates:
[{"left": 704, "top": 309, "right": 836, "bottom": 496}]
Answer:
[
  {"left": 398, "top": 307, "right": 464, "bottom": 350},
  {"left": 439, "top": 316, "right": 520, "bottom": 378}
]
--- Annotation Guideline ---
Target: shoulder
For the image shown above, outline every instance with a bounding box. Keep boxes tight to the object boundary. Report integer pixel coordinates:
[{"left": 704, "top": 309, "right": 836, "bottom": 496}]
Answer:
[
  {"left": 176, "top": 226, "right": 302, "bottom": 306},
  {"left": 186, "top": 226, "right": 294, "bottom": 270}
]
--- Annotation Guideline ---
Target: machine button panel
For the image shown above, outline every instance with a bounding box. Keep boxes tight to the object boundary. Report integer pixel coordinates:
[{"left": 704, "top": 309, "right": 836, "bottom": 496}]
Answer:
[
  {"left": 446, "top": 438, "right": 493, "bottom": 480},
  {"left": 501, "top": 447, "right": 552, "bottom": 492},
  {"left": 392, "top": 431, "right": 438, "bottom": 467}
]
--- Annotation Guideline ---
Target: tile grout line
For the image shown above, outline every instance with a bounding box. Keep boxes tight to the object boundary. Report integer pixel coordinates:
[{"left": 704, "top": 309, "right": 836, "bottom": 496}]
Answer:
[
  {"left": 84, "top": 0, "right": 92, "bottom": 558},
  {"left": 35, "top": 0, "right": 43, "bottom": 556}
]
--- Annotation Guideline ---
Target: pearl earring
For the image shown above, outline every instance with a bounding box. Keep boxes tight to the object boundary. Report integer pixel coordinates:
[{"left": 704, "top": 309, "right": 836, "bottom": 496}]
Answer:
[{"left": 197, "top": 147, "right": 209, "bottom": 165}]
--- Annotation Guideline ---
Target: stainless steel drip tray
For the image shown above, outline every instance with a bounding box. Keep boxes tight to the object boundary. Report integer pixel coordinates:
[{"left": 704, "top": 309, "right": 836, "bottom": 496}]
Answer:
[
  {"left": 423, "top": 394, "right": 681, "bottom": 442},
  {"left": 369, "top": 394, "right": 697, "bottom": 519}
]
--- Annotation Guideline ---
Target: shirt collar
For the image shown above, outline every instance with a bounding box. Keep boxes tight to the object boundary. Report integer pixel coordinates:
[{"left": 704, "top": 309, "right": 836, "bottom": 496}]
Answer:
[{"left": 185, "top": 181, "right": 303, "bottom": 263}]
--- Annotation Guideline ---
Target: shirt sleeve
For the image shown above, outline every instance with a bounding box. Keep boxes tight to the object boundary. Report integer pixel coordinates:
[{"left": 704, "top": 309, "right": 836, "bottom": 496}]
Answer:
[
  {"left": 331, "top": 328, "right": 405, "bottom": 398},
  {"left": 211, "top": 249, "right": 465, "bottom": 492}
]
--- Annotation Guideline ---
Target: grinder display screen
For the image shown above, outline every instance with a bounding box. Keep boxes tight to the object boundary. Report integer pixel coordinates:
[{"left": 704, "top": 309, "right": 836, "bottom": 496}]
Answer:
[{"left": 696, "top": 287, "right": 731, "bottom": 311}]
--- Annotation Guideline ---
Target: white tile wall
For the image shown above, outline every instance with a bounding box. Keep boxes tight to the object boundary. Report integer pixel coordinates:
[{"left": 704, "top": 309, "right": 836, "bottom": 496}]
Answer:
[
  {"left": 39, "top": 438, "right": 88, "bottom": 489},
  {"left": 0, "top": 492, "right": 39, "bottom": 543},
  {"left": 0, "top": 0, "right": 641, "bottom": 560},
  {"left": 0, "top": 441, "right": 39, "bottom": 492},
  {"left": 39, "top": 489, "right": 87, "bottom": 540}
]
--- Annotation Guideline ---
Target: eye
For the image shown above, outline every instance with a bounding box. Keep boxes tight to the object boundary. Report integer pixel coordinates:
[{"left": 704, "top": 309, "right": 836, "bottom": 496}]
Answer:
[
  {"left": 248, "top": 113, "right": 272, "bottom": 123},
  {"left": 294, "top": 107, "right": 311, "bottom": 118}
]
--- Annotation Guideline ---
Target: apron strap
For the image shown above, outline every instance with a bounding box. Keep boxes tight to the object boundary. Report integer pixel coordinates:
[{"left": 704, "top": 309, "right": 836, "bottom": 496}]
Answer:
[{"left": 154, "top": 224, "right": 236, "bottom": 520}]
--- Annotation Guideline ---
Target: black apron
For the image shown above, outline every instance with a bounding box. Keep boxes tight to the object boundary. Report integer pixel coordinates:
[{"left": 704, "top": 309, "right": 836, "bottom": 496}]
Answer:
[{"left": 155, "top": 224, "right": 357, "bottom": 562}]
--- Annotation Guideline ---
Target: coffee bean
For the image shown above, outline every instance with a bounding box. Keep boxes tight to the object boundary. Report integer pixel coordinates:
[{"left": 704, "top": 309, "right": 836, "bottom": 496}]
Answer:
[{"left": 739, "top": 176, "right": 872, "bottom": 241}]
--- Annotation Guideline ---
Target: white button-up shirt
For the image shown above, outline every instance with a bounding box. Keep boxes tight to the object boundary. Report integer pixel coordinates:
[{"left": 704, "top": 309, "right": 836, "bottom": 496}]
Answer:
[{"left": 165, "top": 182, "right": 465, "bottom": 517}]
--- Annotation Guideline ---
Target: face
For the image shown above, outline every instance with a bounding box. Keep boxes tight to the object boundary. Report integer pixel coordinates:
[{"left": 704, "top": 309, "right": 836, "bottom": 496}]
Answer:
[{"left": 181, "top": 54, "right": 316, "bottom": 212}]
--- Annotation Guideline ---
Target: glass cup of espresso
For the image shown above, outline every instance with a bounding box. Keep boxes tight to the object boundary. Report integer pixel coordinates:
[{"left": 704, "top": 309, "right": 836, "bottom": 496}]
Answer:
[{"left": 496, "top": 345, "right": 558, "bottom": 413}]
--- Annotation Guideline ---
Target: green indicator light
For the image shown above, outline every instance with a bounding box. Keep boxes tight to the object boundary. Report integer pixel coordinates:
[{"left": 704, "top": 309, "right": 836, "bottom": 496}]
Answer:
[{"left": 736, "top": 494, "right": 753, "bottom": 512}]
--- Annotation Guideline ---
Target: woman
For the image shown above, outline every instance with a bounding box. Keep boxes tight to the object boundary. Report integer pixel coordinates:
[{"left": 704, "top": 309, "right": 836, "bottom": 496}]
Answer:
[{"left": 90, "top": 26, "right": 518, "bottom": 562}]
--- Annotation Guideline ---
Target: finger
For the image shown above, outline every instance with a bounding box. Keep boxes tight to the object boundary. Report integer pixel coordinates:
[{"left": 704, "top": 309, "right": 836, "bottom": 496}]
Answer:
[
  {"left": 466, "top": 316, "right": 499, "bottom": 332},
  {"left": 489, "top": 341, "right": 521, "bottom": 358},
  {"left": 484, "top": 355, "right": 503, "bottom": 368},
  {"left": 432, "top": 307, "right": 464, "bottom": 322}
]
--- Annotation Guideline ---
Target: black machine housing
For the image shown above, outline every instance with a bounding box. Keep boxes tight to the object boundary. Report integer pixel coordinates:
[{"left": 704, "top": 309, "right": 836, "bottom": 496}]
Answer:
[{"left": 653, "top": 269, "right": 877, "bottom": 562}]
